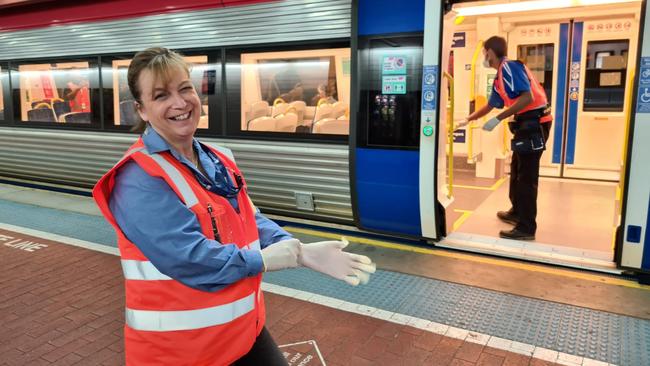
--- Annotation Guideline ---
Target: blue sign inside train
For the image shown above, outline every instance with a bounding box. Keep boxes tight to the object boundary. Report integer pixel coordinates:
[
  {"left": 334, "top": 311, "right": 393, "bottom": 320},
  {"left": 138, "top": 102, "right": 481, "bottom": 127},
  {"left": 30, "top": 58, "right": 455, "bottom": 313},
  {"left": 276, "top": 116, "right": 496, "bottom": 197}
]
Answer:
[
  {"left": 452, "top": 32, "right": 466, "bottom": 48},
  {"left": 637, "top": 57, "right": 650, "bottom": 113}
]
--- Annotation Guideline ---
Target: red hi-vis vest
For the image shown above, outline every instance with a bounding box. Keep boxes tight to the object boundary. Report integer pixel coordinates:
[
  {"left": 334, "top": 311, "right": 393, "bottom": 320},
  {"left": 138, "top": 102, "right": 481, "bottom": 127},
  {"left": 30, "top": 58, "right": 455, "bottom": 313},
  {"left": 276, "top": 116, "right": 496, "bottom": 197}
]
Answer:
[
  {"left": 92, "top": 138, "right": 265, "bottom": 366},
  {"left": 494, "top": 60, "right": 552, "bottom": 123}
]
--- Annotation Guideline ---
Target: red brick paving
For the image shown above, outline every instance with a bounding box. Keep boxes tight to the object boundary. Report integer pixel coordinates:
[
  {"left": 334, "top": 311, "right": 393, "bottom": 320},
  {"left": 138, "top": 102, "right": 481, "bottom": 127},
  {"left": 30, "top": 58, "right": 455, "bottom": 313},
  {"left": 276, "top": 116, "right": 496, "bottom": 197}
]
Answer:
[{"left": 0, "top": 229, "right": 564, "bottom": 365}]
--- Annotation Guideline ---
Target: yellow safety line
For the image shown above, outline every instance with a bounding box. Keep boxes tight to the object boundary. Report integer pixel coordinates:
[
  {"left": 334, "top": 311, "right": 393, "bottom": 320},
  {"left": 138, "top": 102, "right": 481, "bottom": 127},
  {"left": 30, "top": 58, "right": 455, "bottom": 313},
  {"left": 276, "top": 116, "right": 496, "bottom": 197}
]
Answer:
[
  {"left": 489, "top": 177, "right": 508, "bottom": 190},
  {"left": 453, "top": 177, "right": 507, "bottom": 191},
  {"left": 452, "top": 184, "right": 494, "bottom": 191},
  {"left": 452, "top": 209, "right": 473, "bottom": 231},
  {"left": 284, "top": 226, "right": 650, "bottom": 291}
]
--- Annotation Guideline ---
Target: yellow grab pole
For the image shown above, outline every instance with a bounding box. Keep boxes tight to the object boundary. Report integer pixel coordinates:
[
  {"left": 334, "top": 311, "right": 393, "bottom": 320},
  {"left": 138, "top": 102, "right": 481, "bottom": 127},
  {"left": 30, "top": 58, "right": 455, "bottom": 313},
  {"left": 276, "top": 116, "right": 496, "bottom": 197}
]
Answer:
[
  {"left": 468, "top": 41, "right": 484, "bottom": 163},
  {"left": 443, "top": 72, "right": 455, "bottom": 199}
]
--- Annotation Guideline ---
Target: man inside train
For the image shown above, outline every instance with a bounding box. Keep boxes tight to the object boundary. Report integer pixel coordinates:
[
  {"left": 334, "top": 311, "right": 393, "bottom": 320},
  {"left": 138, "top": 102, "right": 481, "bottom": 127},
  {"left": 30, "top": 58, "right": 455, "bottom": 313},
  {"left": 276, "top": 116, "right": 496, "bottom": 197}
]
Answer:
[{"left": 457, "top": 36, "right": 552, "bottom": 241}]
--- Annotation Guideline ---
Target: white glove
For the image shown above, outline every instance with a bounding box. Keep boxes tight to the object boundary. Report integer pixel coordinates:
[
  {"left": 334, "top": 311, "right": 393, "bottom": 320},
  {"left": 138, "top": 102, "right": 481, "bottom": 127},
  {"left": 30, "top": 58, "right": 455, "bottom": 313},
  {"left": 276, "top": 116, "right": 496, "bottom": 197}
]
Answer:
[
  {"left": 482, "top": 117, "right": 501, "bottom": 131},
  {"left": 299, "top": 238, "right": 376, "bottom": 286},
  {"left": 456, "top": 118, "right": 470, "bottom": 129},
  {"left": 260, "top": 238, "right": 301, "bottom": 272}
]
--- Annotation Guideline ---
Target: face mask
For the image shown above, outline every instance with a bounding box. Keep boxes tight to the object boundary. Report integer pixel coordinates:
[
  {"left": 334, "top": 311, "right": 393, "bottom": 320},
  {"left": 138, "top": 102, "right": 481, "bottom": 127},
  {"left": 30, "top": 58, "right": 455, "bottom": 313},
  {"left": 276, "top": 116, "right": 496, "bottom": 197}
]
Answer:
[{"left": 482, "top": 58, "right": 491, "bottom": 68}]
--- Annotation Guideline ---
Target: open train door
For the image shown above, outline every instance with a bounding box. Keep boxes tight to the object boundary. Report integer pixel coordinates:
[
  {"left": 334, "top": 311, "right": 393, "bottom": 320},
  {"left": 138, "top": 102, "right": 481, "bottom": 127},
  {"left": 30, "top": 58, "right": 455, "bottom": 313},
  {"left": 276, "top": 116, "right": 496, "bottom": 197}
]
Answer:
[{"left": 351, "top": 0, "right": 446, "bottom": 241}]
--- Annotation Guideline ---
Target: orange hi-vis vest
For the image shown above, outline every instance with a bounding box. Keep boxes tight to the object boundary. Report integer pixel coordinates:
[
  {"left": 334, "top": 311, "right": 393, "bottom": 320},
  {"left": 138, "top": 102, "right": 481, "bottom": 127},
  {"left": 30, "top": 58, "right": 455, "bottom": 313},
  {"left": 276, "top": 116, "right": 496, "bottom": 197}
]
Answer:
[
  {"left": 494, "top": 60, "right": 552, "bottom": 123},
  {"left": 92, "top": 138, "right": 265, "bottom": 366}
]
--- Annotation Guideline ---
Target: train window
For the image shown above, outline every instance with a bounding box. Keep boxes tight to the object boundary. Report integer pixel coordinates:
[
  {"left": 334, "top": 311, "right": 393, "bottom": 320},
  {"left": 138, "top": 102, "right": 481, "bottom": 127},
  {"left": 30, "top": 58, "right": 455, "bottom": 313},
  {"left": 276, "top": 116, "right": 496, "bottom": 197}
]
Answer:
[
  {"left": 584, "top": 39, "right": 629, "bottom": 112},
  {"left": 230, "top": 47, "right": 351, "bottom": 136},
  {"left": 108, "top": 55, "right": 216, "bottom": 129},
  {"left": 517, "top": 44, "right": 554, "bottom": 104},
  {"left": 11, "top": 60, "right": 100, "bottom": 125},
  {"left": 0, "top": 65, "right": 5, "bottom": 121}
]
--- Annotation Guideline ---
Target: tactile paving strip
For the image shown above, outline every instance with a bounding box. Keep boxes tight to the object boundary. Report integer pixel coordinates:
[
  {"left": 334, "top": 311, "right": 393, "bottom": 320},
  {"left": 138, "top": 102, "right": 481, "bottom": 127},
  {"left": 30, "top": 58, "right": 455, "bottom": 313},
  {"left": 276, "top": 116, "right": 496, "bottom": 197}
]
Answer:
[
  {"left": 0, "top": 199, "right": 116, "bottom": 247},
  {"left": 264, "top": 268, "right": 650, "bottom": 366}
]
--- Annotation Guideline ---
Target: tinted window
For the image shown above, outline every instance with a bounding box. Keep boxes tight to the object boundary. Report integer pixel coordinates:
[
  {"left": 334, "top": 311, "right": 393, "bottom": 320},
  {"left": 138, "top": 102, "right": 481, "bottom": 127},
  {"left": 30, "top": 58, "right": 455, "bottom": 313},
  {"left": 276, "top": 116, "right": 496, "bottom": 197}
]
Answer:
[
  {"left": 229, "top": 47, "right": 351, "bottom": 136},
  {"left": 583, "top": 40, "right": 629, "bottom": 112},
  {"left": 12, "top": 60, "right": 100, "bottom": 125}
]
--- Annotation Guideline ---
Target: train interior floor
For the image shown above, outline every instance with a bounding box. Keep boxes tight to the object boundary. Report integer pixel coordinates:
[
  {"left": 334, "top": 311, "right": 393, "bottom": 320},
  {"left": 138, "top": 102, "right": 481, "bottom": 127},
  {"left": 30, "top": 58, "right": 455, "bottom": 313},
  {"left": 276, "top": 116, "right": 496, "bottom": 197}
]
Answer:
[
  {"left": 0, "top": 182, "right": 649, "bottom": 366},
  {"left": 444, "top": 169, "right": 618, "bottom": 269}
]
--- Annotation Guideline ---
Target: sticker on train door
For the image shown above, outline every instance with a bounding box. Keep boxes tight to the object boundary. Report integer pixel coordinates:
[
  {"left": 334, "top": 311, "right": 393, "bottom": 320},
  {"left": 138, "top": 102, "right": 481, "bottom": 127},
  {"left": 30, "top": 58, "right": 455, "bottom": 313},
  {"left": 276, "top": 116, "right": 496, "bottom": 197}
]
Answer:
[{"left": 636, "top": 57, "right": 650, "bottom": 113}]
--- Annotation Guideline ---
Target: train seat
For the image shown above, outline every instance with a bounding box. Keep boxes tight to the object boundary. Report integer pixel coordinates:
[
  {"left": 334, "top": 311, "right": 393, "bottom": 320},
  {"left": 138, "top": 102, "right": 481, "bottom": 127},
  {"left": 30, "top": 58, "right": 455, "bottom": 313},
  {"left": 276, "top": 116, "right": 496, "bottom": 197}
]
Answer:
[
  {"left": 312, "top": 118, "right": 348, "bottom": 134},
  {"left": 332, "top": 101, "right": 346, "bottom": 119},
  {"left": 249, "top": 101, "right": 270, "bottom": 121},
  {"left": 289, "top": 101, "right": 306, "bottom": 122},
  {"left": 272, "top": 102, "right": 289, "bottom": 117},
  {"left": 247, "top": 116, "right": 276, "bottom": 131},
  {"left": 275, "top": 113, "right": 299, "bottom": 132},
  {"left": 27, "top": 108, "right": 57, "bottom": 122},
  {"left": 63, "top": 112, "right": 92, "bottom": 123},
  {"left": 313, "top": 103, "right": 333, "bottom": 123},
  {"left": 53, "top": 100, "right": 71, "bottom": 119}
]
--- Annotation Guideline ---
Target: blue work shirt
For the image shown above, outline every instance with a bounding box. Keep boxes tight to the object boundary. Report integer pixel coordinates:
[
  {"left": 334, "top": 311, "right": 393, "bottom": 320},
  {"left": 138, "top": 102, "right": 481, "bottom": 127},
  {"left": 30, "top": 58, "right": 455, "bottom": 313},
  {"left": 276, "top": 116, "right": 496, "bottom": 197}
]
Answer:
[
  {"left": 109, "top": 127, "right": 292, "bottom": 292},
  {"left": 488, "top": 60, "right": 531, "bottom": 109}
]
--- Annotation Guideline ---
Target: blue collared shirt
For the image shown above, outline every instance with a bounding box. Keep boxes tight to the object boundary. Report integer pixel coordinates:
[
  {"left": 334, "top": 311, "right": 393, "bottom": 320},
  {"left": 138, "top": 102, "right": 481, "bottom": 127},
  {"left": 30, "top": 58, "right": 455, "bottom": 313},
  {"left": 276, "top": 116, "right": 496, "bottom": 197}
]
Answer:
[
  {"left": 489, "top": 60, "right": 531, "bottom": 109},
  {"left": 109, "top": 127, "right": 292, "bottom": 292}
]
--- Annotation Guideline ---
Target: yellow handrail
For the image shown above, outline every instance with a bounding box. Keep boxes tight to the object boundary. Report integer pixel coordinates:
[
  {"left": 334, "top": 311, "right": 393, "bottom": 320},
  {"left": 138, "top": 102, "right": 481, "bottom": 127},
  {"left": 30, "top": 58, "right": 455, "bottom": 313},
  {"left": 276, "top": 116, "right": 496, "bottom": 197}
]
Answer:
[
  {"left": 443, "top": 72, "right": 455, "bottom": 199},
  {"left": 34, "top": 102, "right": 51, "bottom": 109},
  {"left": 467, "top": 41, "right": 484, "bottom": 163},
  {"left": 317, "top": 98, "right": 330, "bottom": 107}
]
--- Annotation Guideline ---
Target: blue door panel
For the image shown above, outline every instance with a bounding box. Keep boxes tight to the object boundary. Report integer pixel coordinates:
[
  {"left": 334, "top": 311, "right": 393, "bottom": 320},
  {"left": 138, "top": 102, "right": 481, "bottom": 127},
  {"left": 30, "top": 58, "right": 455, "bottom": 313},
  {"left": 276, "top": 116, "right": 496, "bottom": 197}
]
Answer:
[{"left": 355, "top": 148, "right": 422, "bottom": 236}]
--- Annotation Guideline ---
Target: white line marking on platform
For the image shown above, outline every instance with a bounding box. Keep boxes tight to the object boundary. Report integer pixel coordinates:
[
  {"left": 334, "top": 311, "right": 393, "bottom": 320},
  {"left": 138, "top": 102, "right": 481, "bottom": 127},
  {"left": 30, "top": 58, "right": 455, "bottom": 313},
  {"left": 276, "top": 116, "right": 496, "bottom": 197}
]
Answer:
[
  {"left": 260, "top": 282, "right": 618, "bottom": 366},
  {"left": 0, "top": 223, "right": 119, "bottom": 256}
]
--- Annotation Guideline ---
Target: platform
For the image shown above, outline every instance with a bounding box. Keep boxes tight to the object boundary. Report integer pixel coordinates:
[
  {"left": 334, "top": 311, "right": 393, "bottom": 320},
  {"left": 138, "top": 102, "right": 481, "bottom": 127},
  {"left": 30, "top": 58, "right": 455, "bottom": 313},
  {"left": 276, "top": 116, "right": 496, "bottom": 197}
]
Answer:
[{"left": 1, "top": 183, "right": 649, "bottom": 366}]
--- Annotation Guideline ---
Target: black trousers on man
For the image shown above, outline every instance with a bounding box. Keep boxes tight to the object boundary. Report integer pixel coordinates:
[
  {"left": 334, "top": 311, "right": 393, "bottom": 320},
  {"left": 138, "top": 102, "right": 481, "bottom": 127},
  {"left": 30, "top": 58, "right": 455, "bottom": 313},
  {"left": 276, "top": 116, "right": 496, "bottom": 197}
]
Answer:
[
  {"left": 234, "top": 327, "right": 288, "bottom": 366},
  {"left": 508, "top": 120, "right": 551, "bottom": 235}
]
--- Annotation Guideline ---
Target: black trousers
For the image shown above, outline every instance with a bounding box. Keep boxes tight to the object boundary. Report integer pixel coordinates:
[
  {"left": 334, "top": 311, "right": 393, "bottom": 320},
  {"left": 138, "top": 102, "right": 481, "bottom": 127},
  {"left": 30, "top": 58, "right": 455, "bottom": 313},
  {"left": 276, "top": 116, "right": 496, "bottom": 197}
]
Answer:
[
  {"left": 508, "top": 121, "right": 552, "bottom": 234},
  {"left": 233, "top": 327, "right": 288, "bottom": 366}
]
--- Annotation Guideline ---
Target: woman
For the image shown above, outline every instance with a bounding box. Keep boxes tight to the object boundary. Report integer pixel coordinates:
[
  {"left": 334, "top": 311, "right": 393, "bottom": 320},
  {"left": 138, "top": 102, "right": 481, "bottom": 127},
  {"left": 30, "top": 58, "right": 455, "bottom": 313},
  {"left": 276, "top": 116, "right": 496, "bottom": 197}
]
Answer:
[{"left": 92, "top": 47, "right": 375, "bottom": 365}]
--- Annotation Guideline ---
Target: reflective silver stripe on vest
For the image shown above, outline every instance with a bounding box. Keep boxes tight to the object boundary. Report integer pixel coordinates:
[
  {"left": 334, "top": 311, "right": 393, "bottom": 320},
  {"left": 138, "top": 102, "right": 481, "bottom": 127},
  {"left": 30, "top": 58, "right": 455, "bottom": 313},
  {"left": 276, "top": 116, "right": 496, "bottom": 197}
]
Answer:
[
  {"left": 121, "top": 260, "right": 172, "bottom": 281},
  {"left": 114, "top": 146, "right": 146, "bottom": 169},
  {"left": 248, "top": 239, "right": 261, "bottom": 251},
  {"left": 144, "top": 152, "right": 199, "bottom": 208},
  {"left": 125, "top": 292, "right": 256, "bottom": 332}
]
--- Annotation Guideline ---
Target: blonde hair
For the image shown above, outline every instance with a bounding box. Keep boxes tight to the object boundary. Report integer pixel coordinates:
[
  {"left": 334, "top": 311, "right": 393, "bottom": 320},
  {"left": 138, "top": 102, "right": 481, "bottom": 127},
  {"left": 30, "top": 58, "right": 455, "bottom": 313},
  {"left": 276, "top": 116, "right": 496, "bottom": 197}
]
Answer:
[{"left": 127, "top": 47, "right": 191, "bottom": 133}]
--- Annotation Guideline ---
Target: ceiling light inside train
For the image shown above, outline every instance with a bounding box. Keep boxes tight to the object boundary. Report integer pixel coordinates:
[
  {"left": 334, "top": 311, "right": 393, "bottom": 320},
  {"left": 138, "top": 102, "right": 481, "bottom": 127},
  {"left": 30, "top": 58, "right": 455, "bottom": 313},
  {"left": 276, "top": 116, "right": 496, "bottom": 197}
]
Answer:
[{"left": 455, "top": 0, "right": 642, "bottom": 17}]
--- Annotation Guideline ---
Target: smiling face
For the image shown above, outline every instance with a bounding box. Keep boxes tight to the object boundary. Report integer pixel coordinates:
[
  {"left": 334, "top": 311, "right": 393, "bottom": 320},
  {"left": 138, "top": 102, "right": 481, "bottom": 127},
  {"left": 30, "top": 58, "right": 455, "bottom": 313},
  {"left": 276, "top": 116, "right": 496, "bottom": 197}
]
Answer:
[{"left": 135, "top": 65, "right": 201, "bottom": 145}]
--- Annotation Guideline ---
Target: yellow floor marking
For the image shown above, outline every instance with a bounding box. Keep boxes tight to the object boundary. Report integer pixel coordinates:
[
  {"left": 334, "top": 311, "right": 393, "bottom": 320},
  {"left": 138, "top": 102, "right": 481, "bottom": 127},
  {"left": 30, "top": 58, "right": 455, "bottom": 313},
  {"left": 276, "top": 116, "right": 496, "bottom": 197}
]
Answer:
[
  {"left": 452, "top": 209, "right": 473, "bottom": 231},
  {"left": 452, "top": 184, "right": 494, "bottom": 191},
  {"left": 452, "top": 177, "right": 507, "bottom": 191},
  {"left": 489, "top": 177, "right": 508, "bottom": 190},
  {"left": 284, "top": 226, "right": 650, "bottom": 291}
]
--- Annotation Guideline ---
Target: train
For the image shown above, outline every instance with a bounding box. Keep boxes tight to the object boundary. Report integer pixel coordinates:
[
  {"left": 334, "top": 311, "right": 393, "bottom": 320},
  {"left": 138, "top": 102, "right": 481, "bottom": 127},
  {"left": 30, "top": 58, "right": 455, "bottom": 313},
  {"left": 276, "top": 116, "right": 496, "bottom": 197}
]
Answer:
[{"left": 0, "top": 0, "right": 649, "bottom": 279}]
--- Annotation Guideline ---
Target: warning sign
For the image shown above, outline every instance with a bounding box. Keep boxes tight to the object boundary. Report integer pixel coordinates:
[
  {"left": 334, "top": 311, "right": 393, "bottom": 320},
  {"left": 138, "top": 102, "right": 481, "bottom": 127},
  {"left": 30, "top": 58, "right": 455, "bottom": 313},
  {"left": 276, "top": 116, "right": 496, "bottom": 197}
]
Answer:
[{"left": 280, "top": 340, "right": 326, "bottom": 366}]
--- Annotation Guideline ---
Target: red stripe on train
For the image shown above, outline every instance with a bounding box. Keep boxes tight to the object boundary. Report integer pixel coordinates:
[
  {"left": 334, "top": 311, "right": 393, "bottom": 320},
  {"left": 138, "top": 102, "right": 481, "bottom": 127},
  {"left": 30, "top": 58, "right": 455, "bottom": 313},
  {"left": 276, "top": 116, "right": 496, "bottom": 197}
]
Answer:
[{"left": 0, "top": 0, "right": 277, "bottom": 32}]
